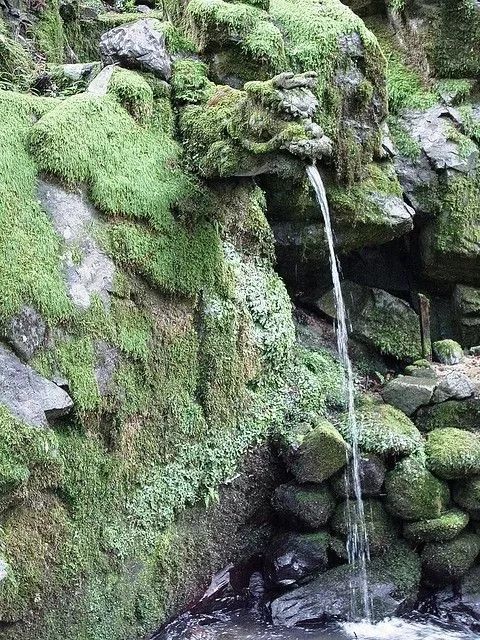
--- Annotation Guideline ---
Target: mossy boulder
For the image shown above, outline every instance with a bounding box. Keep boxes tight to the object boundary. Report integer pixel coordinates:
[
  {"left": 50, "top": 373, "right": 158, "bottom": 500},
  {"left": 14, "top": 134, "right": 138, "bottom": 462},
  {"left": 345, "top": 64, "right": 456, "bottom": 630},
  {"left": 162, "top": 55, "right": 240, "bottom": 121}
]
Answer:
[
  {"left": 453, "top": 477, "right": 480, "bottom": 519},
  {"left": 330, "top": 454, "right": 385, "bottom": 498},
  {"left": 433, "top": 339, "right": 463, "bottom": 365},
  {"left": 415, "top": 398, "right": 480, "bottom": 434},
  {"left": 272, "top": 483, "right": 335, "bottom": 530},
  {"left": 337, "top": 401, "right": 423, "bottom": 458},
  {"left": 385, "top": 456, "right": 450, "bottom": 522},
  {"left": 331, "top": 499, "right": 398, "bottom": 555},
  {"left": 264, "top": 532, "right": 331, "bottom": 586},
  {"left": 425, "top": 428, "right": 480, "bottom": 480},
  {"left": 287, "top": 419, "right": 349, "bottom": 484},
  {"left": 403, "top": 509, "right": 469, "bottom": 544},
  {"left": 421, "top": 534, "right": 480, "bottom": 586},
  {"left": 318, "top": 282, "right": 422, "bottom": 362}
]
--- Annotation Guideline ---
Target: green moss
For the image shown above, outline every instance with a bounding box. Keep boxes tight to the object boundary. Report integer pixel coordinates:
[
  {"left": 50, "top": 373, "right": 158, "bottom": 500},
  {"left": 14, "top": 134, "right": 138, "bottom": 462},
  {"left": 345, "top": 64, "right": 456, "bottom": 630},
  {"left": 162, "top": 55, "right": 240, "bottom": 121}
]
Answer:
[
  {"left": 288, "top": 418, "right": 349, "bottom": 484},
  {"left": 0, "top": 90, "right": 71, "bottom": 323},
  {"left": 107, "top": 69, "right": 154, "bottom": 123},
  {"left": 337, "top": 401, "right": 423, "bottom": 458},
  {"left": 272, "top": 483, "right": 335, "bottom": 530},
  {"left": 421, "top": 533, "right": 480, "bottom": 585},
  {"left": 171, "top": 59, "right": 215, "bottom": 104},
  {"left": 432, "top": 339, "right": 463, "bottom": 364},
  {"left": 388, "top": 116, "right": 421, "bottom": 160},
  {"left": 385, "top": 455, "right": 450, "bottom": 521},
  {"left": 331, "top": 499, "right": 397, "bottom": 555},
  {"left": 435, "top": 78, "right": 473, "bottom": 104},
  {"left": 425, "top": 428, "right": 480, "bottom": 480},
  {"left": 415, "top": 399, "right": 480, "bottom": 434},
  {"left": 404, "top": 509, "right": 469, "bottom": 543},
  {"left": 0, "top": 19, "right": 34, "bottom": 90},
  {"left": 34, "top": 0, "right": 65, "bottom": 63}
]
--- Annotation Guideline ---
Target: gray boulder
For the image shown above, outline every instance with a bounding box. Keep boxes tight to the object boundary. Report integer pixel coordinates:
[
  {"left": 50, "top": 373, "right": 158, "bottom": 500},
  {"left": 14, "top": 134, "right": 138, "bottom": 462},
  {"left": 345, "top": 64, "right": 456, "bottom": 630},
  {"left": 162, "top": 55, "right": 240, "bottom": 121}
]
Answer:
[
  {"left": 432, "top": 371, "right": 475, "bottom": 403},
  {"left": 432, "top": 339, "right": 463, "bottom": 365},
  {"left": 382, "top": 375, "right": 437, "bottom": 416},
  {"left": 1, "top": 306, "right": 46, "bottom": 361},
  {"left": 0, "top": 344, "right": 73, "bottom": 426},
  {"left": 272, "top": 483, "right": 335, "bottom": 530},
  {"left": 99, "top": 19, "right": 171, "bottom": 79},
  {"left": 264, "top": 532, "right": 330, "bottom": 587},
  {"left": 330, "top": 454, "right": 385, "bottom": 498},
  {"left": 454, "top": 285, "right": 480, "bottom": 348}
]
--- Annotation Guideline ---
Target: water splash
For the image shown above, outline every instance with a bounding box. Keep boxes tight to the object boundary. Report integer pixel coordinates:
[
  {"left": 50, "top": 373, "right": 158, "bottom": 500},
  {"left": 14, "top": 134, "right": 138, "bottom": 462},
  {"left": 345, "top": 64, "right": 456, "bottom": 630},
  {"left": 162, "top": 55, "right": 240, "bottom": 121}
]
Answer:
[{"left": 306, "top": 164, "right": 371, "bottom": 622}]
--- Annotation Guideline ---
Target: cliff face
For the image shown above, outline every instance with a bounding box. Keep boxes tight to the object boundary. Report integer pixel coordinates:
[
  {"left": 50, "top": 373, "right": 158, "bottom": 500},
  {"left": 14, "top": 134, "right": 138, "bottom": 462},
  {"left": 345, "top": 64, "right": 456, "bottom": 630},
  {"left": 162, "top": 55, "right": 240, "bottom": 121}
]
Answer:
[{"left": 0, "top": 0, "right": 480, "bottom": 636}]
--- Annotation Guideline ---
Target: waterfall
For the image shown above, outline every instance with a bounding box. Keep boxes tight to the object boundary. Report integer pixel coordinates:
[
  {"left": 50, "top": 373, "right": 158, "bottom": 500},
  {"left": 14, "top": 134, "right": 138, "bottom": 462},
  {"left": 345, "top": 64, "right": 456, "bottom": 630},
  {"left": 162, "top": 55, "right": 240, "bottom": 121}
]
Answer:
[{"left": 306, "top": 164, "right": 372, "bottom": 622}]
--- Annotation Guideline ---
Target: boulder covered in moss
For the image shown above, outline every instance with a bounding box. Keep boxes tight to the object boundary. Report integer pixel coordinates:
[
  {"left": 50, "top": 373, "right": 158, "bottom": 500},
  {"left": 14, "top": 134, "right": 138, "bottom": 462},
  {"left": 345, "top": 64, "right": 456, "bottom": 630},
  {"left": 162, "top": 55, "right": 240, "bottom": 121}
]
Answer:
[
  {"left": 403, "top": 509, "right": 469, "bottom": 544},
  {"left": 264, "top": 532, "right": 330, "bottom": 586},
  {"left": 272, "top": 483, "right": 335, "bottom": 530},
  {"left": 415, "top": 398, "right": 480, "bottom": 434},
  {"left": 433, "top": 339, "right": 463, "bottom": 365},
  {"left": 330, "top": 453, "right": 385, "bottom": 497},
  {"left": 331, "top": 498, "right": 398, "bottom": 555},
  {"left": 454, "top": 284, "right": 480, "bottom": 348},
  {"left": 421, "top": 534, "right": 480, "bottom": 586},
  {"left": 270, "top": 541, "right": 421, "bottom": 625},
  {"left": 287, "top": 419, "right": 349, "bottom": 484},
  {"left": 337, "top": 401, "right": 423, "bottom": 458},
  {"left": 317, "top": 281, "right": 422, "bottom": 362},
  {"left": 453, "top": 477, "right": 480, "bottom": 519},
  {"left": 425, "top": 428, "right": 480, "bottom": 480},
  {"left": 385, "top": 456, "right": 450, "bottom": 521}
]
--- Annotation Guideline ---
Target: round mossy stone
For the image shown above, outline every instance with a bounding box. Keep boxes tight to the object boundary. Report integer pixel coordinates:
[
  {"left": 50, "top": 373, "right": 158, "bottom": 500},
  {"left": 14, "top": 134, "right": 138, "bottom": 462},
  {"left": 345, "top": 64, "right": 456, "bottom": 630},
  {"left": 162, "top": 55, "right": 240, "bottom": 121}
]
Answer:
[
  {"left": 453, "top": 477, "right": 480, "bottom": 519},
  {"left": 385, "top": 456, "right": 450, "bottom": 521},
  {"left": 337, "top": 402, "right": 423, "bottom": 458},
  {"left": 403, "top": 509, "right": 469, "bottom": 543},
  {"left": 425, "top": 428, "right": 480, "bottom": 480},
  {"left": 272, "top": 483, "right": 335, "bottom": 530},
  {"left": 415, "top": 398, "right": 480, "bottom": 434},
  {"left": 289, "top": 419, "right": 349, "bottom": 484},
  {"left": 331, "top": 498, "right": 398, "bottom": 555},
  {"left": 433, "top": 339, "right": 463, "bottom": 365},
  {"left": 421, "top": 533, "right": 480, "bottom": 586}
]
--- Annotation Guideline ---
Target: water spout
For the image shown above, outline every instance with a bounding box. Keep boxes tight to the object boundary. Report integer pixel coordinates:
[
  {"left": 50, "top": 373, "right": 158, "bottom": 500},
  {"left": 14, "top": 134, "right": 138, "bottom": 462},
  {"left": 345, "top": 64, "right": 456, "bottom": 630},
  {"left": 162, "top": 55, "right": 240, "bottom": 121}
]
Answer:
[{"left": 306, "top": 164, "right": 372, "bottom": 622}]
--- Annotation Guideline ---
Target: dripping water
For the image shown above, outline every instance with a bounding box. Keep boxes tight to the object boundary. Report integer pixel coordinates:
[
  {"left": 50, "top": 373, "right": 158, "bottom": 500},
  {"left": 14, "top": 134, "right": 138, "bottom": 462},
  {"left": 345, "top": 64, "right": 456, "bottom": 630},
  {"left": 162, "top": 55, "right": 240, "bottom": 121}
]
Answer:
[{"left": 306, "top": 164, "right": 372, "bottom": 622}]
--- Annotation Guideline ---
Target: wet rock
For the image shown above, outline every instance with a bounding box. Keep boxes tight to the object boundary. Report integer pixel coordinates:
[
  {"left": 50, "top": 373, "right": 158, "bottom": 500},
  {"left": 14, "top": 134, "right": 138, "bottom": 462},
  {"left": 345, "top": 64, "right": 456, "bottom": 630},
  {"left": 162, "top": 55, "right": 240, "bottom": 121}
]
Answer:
[
  {"left": 330, "top": 454, "right": 385, "bottom": 498},
  {"left": 0, "top": 343, "right": 73, "bottom": 427},
  {"left": 99, "top": 19, "right": 171, "bottom": 79},
  {"left": 264, "top": 532, "right": 330, "bottom": 586},
  {"left": 38, "top": 179, "right": 115, "bottom": 310},
  {"left": 331, "top": 499, "right": 397, "bottom": 556},
  {"left": 286, "top": 419, "right": 349, "bottom": 484},
  {"left": 272, "top": 483, "right": 335, "bottom": 531},
  {"left": 1, "top": 306, "right": 46, "bottom": 361},
  {"left": 317, "top": 282, "right": 422, "bottom": 362},
  {"left": 425, "top": 428, "right": 480, "bottom": 480},
  {"left": 432, "top": 371, "right": 475, "bottom": 403},
  {"left": 270, "top": 542, "right": 420, "bottom": 625},
  {"left": 435, "top": 565, "right": 480, "bottom": 624},
  {"left": 432, "top": 339, "right": 463, "bottom": 365},
  {"left": 385, "top": 456, "right": 449, "bottom": 521},
  {"left": 421, "top": 534, "right": 480, "bottom": 586},
  {"left": 453, "top": 477, "right": 480, "bottom": 519},
  {"left": 382, "top": 375, "right": 437, "bottom": 416},
  {"left": 403, "top": 509, "right": 469, "bottom": 543},
  {"left": 415, "top": 398, "right": 480, "bottom": 434}
]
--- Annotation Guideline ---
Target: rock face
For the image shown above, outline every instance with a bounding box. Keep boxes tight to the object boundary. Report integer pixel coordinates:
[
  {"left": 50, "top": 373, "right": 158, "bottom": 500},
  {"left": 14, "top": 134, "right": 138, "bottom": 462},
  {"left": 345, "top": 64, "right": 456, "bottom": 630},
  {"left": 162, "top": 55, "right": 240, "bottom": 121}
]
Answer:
[
  {"left": 264, "top": 532, "right": 330, "bottom": 586},
  {"left": 99, "top": 19, "right": 172, "bottom": 79},
  {"left": 1, "top": 306, "right": 46, "bottom": 361},
  {"left": 0, "top": 344, "right": 73, "bottom": 426}
]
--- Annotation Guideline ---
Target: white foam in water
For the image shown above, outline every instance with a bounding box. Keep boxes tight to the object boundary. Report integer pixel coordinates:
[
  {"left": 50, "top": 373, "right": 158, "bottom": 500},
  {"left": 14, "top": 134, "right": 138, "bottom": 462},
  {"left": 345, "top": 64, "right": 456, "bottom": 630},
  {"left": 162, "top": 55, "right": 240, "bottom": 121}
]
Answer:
[{"left": 342, "top": 618, "right": 478, "bottom": 639}]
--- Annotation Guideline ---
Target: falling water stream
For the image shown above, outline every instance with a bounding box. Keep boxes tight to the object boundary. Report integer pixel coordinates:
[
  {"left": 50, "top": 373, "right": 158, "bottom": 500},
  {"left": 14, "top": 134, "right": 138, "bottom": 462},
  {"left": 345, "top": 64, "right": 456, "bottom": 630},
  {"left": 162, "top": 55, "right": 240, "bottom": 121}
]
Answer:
[{"left": 305, "top": 164, "right": 371, "bottom": 622}]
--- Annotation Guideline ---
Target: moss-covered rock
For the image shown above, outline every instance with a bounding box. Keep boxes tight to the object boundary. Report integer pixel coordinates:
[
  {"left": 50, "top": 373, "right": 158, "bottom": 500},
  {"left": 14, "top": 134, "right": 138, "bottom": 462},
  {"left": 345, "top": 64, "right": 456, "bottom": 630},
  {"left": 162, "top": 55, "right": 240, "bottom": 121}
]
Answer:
[
  {"left": 272, "top": 483, "right": 335, "bottom": 530},
  {"left": 330, "top": 453, "right": 385, "bottom": 497},
  {"left": 403, "top": 509, "right": 469, "bottom": 544},
  {"left": 421, "top": 534, "right": 480, "bottom": 586},
  {"left": 0, "top": 19, "right": 34, "bottom": 90},
  {"left": 432, "top": 339, "right": 463, "bottom": 365},
  {"left": 287, "top": 418, "right": 349, "bottom": 484},
  {"left": 453, "top": 477, "right": 480, "bottom": 519},
  {"left": 425, "top": 428, "right": 480, "bottom": 480},
  {"left": 331, "top": 499, "right": 398, "bottom": 555},
  {"left": 385, "top": 456, "right": 450, "bottom": 522},
  {"left": 415, "top": 398, "right": 480, "bottom": 434},
  {"left": 337, "top": 401, "right": 423, "bottom": 458}
]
